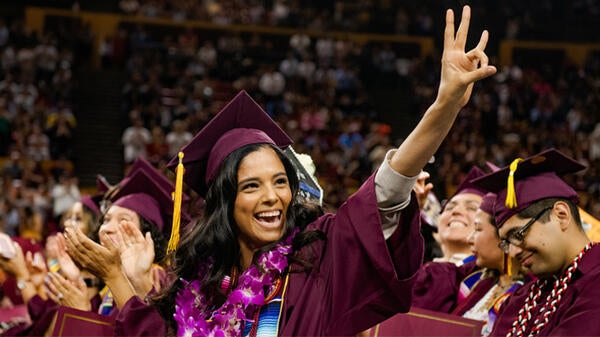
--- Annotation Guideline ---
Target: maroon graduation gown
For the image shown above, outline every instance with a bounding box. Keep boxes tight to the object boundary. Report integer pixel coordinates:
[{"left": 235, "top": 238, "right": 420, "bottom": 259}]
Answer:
[
  {"left": 411, "top": 260, "right": 479, "bottom": 313},
  {"left": 489, "top": 244, "right": 600, "bottom": 337},
  {"left": 116, "top": 173, "right": 424, "bottom": 336},
  {"left": 3, "top": 294, "right": 102, "bottom": 336}
]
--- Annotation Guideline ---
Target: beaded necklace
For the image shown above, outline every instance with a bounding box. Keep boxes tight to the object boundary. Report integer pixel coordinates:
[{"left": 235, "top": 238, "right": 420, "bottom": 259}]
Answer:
[{"left": 506, "top": 242, "right": 595, "bottom": 337}]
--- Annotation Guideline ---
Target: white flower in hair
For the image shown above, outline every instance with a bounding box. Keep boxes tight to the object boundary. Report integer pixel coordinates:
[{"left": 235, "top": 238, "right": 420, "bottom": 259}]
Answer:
[{"left": 296, "top": 152, "right": 316, "bottom": 177}]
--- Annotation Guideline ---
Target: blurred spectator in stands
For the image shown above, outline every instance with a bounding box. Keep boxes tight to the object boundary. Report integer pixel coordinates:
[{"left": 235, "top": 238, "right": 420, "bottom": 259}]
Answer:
[
  {"left": 47, "top": 110, "right": 75, "bottom": 160},
  {"left": 165, "top": 119, "right": 192, "bottom": 158},
  {"left": 1, "top": 45, "right": 16, "bottom": 71},
  {"left": 1, "top": 195, "right": 19, "bottom": 237},
  {"left": 145, "top": 125, "right": 169, "bottom": 166},
  {"left": 34, "top": 34, "right": 59, "bottom": 85},
  {"left": 0, "top": 107, "right": 10, "bottom": 156},
  {"left": 111, "top": 26, "right": 129, "bottom": 67},
  {"left": 338, "top": 119, "right": 366, "bottom": 165},
  {"left": 17, "top": 206, "right": 44, "bottom": 244},
  {"left": 120, "top": 0, "right": 140, "bottom": 14},
  {"left": 21, "top": 159, "right": 45, "bottom": 190},
  {"left": 279, "top": 51, "right": 298, "bottom": 79},
  {"left": 315, "top": 35, "right": 334, "bottom": 67},
  {"left": 99, "top": 35, "right": 113, "bottom": 68},
  {"left": 258, "top": 65, "right": 286, "bottom": 117},
  {"left": 591, "top": 123, "right": 600, "bottom": 161},
  {"left": 296, "top": 54, "right": 316, "bottom": 91},
  {"left": 373, "top": 43, "right": 397, "bottom": 85},
  {"left": 14, "top": 78, "right": 38, "bottom": 114},
  {"left": 3, "top": 150, "right": 23, "bottom": 180},
  {"left": 289, "top": 32, "right": 311, "bottom": 58},
  {"left": 272, "top": 0, "right": 291, "bottom": 25},
  {"left": 178, "top": 27, "right": 197, "bottom": 57},
  {"left": 122, "top": 117, "right": 151, "bottom": 165},
  {"left": 50, "top": 173, "right": 80, "bottom": 224},
  {"left": 197, "top": 40, "right": 218, "bottom": 75},
  {"left": 25, "top": 122, "right": 50, "bottom": 163},
  {"left": 0, "top": 19, "right": 9, "bottom": 48},
  {"left": 52, "top": 60, "right": 73, "bottom": 101}
]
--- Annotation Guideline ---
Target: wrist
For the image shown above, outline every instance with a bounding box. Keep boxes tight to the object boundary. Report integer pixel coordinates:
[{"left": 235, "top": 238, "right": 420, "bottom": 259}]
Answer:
[
  {"left": 16, "top": 271, "right": 31, "bottom": 282},
  {"left": 17, "top": 277, "right": 31, "bottom": 290},
  {"left": 431, "top": 98, "right": 461, "bottom": 114}
]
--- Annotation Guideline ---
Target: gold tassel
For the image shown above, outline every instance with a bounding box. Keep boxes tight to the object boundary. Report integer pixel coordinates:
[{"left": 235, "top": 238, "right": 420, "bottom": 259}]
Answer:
[
  {"left": 504, "top": 253, "right": 513, "bottom": 277},
  {"left": 505, "top": 158, "right": 523, "bottom": 209},
  {"left": 167, "top": 152, "right": 185, "bottom": 254}
]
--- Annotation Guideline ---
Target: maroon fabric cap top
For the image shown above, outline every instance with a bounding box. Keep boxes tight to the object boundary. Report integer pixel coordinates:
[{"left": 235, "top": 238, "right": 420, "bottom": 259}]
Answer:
[
  {"left": 111, "top": 170, "right": 176, "bottom": 231},
  {"left": 471, "top": 148, "right": 586, "bottom": 228},
  {"left": 478, "top": 192, "right": 496, "bottom": 217},
  {"left": 80, "top": 195, "right": 101, "bottom": 216},
  {"left": 167, "top": 90, "right": 293, "bottom": 197},
  {"left": 125, "top": 157, "right": 190, "bottom": 202},
  {"left": 452, "top": 166, "right": 488, "bottom": 198},
  {"left": 441, "top": 166, "right": 488, "bottom": 212}
]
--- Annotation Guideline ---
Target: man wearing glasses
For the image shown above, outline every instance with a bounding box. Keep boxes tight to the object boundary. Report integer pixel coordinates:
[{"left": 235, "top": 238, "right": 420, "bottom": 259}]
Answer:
[{"left": 471, "top": 148, "right": 599, "bottom": 337}]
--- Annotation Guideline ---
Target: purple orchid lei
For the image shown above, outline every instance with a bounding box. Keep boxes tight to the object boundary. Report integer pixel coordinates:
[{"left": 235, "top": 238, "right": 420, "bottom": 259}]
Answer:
[{"left": 174, "top": 230, "right": 297, "bottom": 337}]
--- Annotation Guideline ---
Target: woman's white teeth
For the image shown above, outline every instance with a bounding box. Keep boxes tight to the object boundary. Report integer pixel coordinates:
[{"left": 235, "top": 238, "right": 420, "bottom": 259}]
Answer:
[
  {"left": 449, "top": 221, "right": 466, "bottom": 227},
  {"left": 256, "top": 211, "right": 280, "bottom": 218}
]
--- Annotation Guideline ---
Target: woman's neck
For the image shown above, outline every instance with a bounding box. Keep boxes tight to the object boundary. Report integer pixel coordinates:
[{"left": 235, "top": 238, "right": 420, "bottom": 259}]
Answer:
[
  {"left": 441, "top": 241, "right": 471, "bottom": 260},
  {"left": 239, "top": 247, "right": 255, "bottom": 271}
]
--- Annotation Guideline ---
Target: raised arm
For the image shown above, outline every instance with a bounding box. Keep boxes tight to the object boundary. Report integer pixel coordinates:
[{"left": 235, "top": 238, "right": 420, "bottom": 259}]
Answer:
[{"left": 389, "top": 5, "right": 496, "bottom": 176}]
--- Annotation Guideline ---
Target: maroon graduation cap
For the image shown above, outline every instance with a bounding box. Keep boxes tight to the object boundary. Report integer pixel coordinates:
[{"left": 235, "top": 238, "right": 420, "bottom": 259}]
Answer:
[
  {"left": 167, "top": 90, "right": 292, "bottom": 197},
  {"left": 125, "top": 156, "right": 190, "bottom": 202},
  {"left": 471, "top": 148, "right": 586, "bottom": 228},
  {"left": 441, "top": 166, "right": 488, "bottom": 212},
  {"left": 478, "top": 192, "right": 497, "bottom": 218},
  {"left": 110, "top": 169, "right": 176, "bottom": 231}
]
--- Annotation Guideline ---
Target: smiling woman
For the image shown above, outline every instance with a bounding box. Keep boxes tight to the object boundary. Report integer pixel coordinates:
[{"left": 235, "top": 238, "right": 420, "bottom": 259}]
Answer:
[
  {"left": 433, "top": 166, "right": 488, "bottom": 266},
  {"left": 234, "top": 146, "right": 292, "bottom": 267}
]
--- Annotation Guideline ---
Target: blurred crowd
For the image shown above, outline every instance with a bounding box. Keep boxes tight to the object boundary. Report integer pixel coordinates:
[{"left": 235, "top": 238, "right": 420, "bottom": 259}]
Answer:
[
  {"left": 116, "top": 0, "right": 600, "bottom": 41},
  {"left": 0, "top": 16, "right": 92, "bottom": 245},
  {"left": 111, "top": 21, "right": 600, "bottom": 219}
]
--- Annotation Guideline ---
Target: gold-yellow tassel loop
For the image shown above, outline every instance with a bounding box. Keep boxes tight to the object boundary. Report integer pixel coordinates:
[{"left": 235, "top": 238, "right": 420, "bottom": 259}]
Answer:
[
  {"left": 504, "top": 253, "right": 513, "bottom": 277},
  {"left": 505, "top": 158, "right": 523, "bottom": 209},
  {"left": 168, "top": 151, "right": 185, "bottom": 254}
]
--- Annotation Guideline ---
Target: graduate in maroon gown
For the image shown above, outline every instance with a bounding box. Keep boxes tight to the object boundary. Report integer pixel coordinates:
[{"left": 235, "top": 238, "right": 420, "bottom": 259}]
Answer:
[
  {"left": 471, "top": 148, "right": 600, "bottom": 337},
  {"left": 411, "top": 166, "right": 489, "bottom": 313},
  {"left": 452, "top": 193, "right": 529, "bottom": 336},
  {"left": 63, "top": 166, "right": 177, "bottom": 312}
]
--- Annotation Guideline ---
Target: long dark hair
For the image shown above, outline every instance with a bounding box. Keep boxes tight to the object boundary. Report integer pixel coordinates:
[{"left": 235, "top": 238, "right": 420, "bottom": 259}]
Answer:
[{"left": 154, "top": 143, "right": 325, "bottom": 329}]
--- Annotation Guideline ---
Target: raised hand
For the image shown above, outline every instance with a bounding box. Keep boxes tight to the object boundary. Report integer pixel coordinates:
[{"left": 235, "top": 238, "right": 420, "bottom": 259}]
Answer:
[
  {"left": 390, "top": 5, "right": 497, "bottom": 177},
  {"left": 414, "top": 171, "right": 434, "bottom": 210},
  {"left": 437, "top": 5, "right": 497, "bottom": 109},
  {"left": 112, "top": 220, "right": 156, "bottom": 297}
]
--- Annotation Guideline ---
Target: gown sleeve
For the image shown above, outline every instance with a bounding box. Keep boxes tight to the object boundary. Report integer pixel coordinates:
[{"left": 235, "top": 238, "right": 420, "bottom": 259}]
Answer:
[
  {"left": 113, "top": 296, "right": 168, "bottom": 336},
  {"left": 411, "top": 260, "right": 479, "bottom": 313},
  {"left": 282, "top": 171, "right": 425, "bottom": 336}
]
